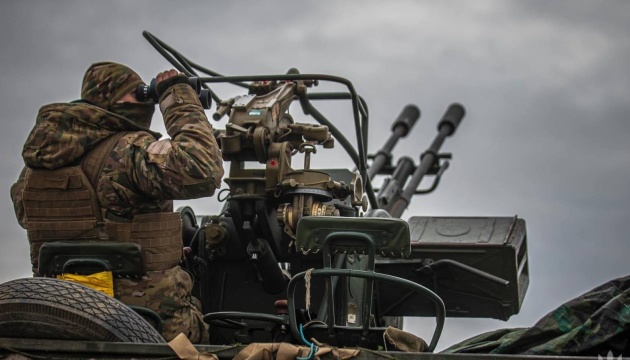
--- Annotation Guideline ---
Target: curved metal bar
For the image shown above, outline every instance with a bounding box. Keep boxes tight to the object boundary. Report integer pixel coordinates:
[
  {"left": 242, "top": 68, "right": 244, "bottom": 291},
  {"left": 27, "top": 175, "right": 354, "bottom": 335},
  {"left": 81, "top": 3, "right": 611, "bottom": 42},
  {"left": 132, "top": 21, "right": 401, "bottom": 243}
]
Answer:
[
  {"left": 143, "top": 31, "right": 190, "bottom": 75},
  {"left": 301, "top": 100, "right": 378, "bottom": 208},
  {"left": 305, "top": 92, "right": 370, "bottom": 164},
  {"left": 287, "top": 269, "right": 445, "bottom": 352},
  {"left": 143, "top": 31, "right": 222, "bottom": 104},
  {"left": 148, "top": 31, "right": 250, "bottom": 89},
  {"left": 322, "top": 232, "right": 375, "bottom": 269},
  {"left": 306, "top": 93, "right": 369, "bottom": 124},
  {"left": 414, "top": 161, "right": 449, "bottom": 195},
  {"left": 303, "top": 102, "right": 360, "bottom": 171},
  {"left": 144, "top": 31, "right": 378, "bottom": 209}
]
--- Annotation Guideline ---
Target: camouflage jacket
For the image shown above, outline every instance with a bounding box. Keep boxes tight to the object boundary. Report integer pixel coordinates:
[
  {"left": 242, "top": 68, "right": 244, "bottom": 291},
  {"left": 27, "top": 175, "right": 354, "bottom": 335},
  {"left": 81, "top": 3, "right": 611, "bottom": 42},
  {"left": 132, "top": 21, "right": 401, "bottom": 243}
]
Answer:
[{"left": 11, "top": 79, "right": 224, "bottom": 227}]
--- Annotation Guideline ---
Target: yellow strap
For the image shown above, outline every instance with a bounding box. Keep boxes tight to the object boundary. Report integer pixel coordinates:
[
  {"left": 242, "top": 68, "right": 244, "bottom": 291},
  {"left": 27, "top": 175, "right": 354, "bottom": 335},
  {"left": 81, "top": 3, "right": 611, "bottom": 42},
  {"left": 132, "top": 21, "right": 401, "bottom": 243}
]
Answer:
[{"left": 57, "top": 271, "right": 114, "bottom": 297}]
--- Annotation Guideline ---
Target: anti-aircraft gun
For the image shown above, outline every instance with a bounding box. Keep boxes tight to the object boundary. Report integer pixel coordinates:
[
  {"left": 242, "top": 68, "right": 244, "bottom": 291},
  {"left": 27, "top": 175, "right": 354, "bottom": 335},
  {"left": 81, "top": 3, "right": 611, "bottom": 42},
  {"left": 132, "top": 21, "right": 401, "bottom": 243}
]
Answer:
[
  {"left": 136, "top": 31, "right": 529, "bottom": 351},
  {"left": 0, "top": 31, "right": 530, "bottom": 357}
]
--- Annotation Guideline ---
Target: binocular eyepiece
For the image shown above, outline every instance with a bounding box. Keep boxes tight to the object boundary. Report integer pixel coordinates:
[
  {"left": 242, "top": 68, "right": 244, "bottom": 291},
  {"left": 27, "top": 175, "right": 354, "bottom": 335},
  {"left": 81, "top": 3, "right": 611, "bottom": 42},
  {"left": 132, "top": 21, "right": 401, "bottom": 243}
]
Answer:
[{"left": 135, "top": 77, "right": 212, "bottom": 109}]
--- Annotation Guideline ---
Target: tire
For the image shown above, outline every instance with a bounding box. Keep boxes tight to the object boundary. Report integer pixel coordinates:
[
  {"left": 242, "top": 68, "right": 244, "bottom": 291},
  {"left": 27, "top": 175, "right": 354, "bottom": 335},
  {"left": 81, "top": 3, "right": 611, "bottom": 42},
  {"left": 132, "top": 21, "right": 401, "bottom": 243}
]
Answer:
[{"left": 0, "top": 277, "right": 165, "bottom": 343}]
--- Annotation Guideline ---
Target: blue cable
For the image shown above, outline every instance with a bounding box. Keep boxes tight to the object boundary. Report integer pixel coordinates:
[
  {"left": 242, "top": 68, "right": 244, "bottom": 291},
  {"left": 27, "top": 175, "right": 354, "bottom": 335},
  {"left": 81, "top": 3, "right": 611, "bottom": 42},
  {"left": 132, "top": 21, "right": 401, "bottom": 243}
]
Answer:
[{"left": 297, "top": 323, "right": 318, "bottom": 360}]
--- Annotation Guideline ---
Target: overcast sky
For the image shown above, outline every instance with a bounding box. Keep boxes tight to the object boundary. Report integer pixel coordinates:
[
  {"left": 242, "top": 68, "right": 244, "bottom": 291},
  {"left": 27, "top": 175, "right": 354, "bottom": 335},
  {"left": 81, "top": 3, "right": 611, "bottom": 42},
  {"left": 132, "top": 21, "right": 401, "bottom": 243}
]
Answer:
[{"left": 1, "top": 0, "right": 629, "bottom": 351}]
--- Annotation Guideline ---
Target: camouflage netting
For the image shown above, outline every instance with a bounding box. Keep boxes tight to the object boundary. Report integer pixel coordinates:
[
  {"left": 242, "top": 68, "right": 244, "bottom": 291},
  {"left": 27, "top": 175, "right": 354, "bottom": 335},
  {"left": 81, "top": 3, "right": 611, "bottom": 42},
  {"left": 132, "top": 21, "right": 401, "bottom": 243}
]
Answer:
[{"left": 442, "top": 274, "right": 630, "bottom": 357}]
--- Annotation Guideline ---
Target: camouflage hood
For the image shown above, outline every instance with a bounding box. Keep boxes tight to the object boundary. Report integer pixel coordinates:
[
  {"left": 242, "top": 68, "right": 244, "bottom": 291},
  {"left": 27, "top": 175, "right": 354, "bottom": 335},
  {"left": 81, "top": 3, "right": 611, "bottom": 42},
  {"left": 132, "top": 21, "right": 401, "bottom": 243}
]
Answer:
[
  {"left": 22, "top": 102, "right": 161, "bottom": 170},
  {"left": 81, "top": 62, "right": 145, "bottom": 110}
]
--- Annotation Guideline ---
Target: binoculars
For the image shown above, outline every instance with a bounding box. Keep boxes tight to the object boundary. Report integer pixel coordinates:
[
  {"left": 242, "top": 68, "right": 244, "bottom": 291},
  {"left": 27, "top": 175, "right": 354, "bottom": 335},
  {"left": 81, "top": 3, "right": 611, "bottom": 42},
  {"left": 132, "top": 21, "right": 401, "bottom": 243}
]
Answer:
[{"left": 135, "top": 77, "right": 212, "bottom": 109}]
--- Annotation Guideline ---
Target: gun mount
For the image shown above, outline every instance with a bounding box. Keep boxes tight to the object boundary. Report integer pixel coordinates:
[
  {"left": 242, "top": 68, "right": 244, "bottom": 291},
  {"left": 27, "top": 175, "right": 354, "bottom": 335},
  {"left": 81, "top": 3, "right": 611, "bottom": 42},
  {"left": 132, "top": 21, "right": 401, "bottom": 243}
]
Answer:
[{"left": 135, "top": 30, "right": 530, "bottom": 350}]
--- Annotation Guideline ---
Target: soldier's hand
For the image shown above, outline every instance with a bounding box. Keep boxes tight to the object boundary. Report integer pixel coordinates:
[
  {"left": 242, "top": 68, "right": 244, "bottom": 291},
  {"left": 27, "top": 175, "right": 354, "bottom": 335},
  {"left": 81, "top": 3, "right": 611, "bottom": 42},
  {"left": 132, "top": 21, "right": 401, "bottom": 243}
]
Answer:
[
  {"left": 155, "top": 70, "right": 191, "bottom": 99},
  {"left": 155, "top": 69, "right": 181, "bottom": 85}
]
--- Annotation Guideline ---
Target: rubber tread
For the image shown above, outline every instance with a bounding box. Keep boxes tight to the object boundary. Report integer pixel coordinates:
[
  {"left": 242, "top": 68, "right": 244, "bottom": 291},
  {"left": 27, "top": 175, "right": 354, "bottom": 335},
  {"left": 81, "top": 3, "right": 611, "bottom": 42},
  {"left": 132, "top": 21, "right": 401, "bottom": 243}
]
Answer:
[{"left": 0, "top": 277, "right": 165, "bottom": 343}]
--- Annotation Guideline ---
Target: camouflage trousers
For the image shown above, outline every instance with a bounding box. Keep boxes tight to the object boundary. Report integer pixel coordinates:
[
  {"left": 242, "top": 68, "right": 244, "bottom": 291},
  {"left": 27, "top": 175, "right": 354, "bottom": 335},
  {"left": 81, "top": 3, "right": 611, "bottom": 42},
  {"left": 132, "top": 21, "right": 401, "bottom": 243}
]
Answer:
[{"left": 114, "top": 266, "right": 209, "bottom": 344}]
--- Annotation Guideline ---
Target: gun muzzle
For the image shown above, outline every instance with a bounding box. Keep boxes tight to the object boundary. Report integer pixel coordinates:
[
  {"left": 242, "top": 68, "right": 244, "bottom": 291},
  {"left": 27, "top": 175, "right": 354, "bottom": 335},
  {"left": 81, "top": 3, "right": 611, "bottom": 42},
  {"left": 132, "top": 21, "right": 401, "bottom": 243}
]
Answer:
[
  {"left": 368, "top": 105, "right": 421, "bottom": 180},
  {"left": 386, "top": 104, "right": 466, "bottom": 218},
  {"left": 438, "top": 103, "right": 465, "bottom": 136},
  {"left": 392, "top": 105, "right": 420, "bottom": 137}
]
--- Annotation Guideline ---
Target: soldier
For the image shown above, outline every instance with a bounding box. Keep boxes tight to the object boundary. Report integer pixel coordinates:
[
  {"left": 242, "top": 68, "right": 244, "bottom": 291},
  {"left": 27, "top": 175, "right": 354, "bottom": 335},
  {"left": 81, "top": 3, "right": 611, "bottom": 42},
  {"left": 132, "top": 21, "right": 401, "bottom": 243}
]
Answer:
[{"left": 10, "top": 62, "right": 224, "bottom": 343}]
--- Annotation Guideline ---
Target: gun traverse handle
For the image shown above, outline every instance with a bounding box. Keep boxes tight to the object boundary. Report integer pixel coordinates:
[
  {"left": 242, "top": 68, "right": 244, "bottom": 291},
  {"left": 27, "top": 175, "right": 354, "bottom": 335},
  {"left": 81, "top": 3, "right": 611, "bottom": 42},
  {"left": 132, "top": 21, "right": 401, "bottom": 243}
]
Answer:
[{"left": 438, "top": 103, "right": 466, "bottom": 136}]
